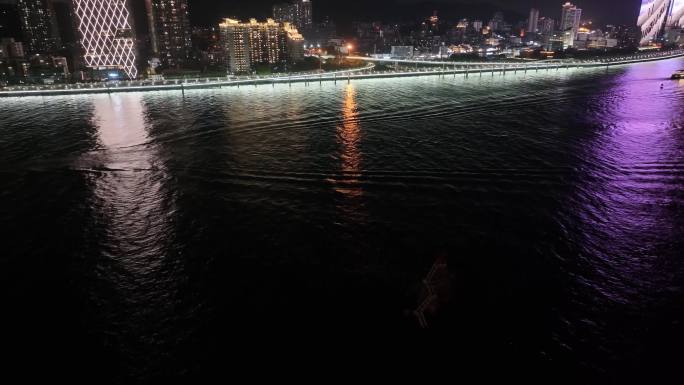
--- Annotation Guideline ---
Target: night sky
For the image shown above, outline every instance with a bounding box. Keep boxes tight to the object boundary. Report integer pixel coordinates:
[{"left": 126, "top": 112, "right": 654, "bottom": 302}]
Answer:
[{"left": 188, "top": 0, "right": 644, "bottom": 27}]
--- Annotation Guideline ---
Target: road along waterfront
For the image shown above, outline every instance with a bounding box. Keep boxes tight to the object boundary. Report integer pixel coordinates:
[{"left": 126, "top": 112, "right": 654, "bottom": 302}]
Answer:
[{"left": 1, "top": 49, "right": 683, "bottom": 98}]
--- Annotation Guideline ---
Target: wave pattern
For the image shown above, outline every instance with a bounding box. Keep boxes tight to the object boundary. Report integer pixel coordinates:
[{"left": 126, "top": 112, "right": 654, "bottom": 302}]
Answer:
[{"left": 1, "top": 58, "right": 684, "bottom": 382}]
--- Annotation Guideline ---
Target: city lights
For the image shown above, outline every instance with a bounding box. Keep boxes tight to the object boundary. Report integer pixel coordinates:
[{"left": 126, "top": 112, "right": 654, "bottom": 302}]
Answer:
[{"left": 73, "top": 0, "right": 138, "bottom": 79}]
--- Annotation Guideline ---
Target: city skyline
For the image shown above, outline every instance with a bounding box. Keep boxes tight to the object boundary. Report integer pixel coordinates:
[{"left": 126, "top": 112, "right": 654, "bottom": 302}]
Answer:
[
  {"left": 2, "top": 1, "right": 684, "bottom": 384},
  {"left": 188, "top": 0, "right": 643, "bottom": 26},
  {"left": 1, "top": 0, "right": 680, "bottom": 81}
]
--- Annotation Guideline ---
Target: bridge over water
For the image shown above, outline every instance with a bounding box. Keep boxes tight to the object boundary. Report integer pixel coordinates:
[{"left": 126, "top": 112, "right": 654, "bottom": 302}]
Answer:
[{"left": 1, "top": 49, "right": 682, "bottom": 98}]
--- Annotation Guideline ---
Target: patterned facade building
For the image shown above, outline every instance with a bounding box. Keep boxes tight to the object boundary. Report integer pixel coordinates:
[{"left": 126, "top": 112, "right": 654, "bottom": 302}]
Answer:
[
  {"left": 638, "top": 0, "right": 684, "bottom": 45},
  {"left": 72, "top": 0, "right": 138, "bottom": 78}
]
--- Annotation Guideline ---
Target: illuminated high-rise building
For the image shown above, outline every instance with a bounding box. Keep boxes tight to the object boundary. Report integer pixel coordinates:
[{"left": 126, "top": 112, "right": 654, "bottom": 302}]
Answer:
[
  {"left": 273, "top": 0, "right": 312, "bottom": 32},
  {"left": 145, "top": 0, "right": 192, "bottom": 68},
  {"left": 72, "top": 0, "right": 137, "bottom": 79},
  {"left": 219, "top": 18, "right": 304, "bottom": 74},
  {"left": 560, "top": 2, "right": 582, "bottom": 48},
  {"left": 16, "top": 0, "right": 61, "bottom": 54},
  {"left": 528, "top": 8, "right": 539, "bottom": 33}
]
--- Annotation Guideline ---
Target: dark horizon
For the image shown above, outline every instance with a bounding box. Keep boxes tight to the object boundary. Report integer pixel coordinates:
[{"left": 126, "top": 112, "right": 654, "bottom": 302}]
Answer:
[
  {"left": 187, "top": 0, "right": 643, "bottom": 28},
  {"left": 1, "top": 0, "right": 645, "bottom": 39}
]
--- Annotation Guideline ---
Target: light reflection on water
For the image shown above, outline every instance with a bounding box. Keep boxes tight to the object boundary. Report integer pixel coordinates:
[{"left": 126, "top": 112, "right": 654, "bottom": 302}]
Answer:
[
  {"left": 336, "top": 85, "right": 363, "bottom": 197},
  {"left": 576, "top": 60, "right": 684, "bottom": 301},
  {"left": 80, "top": 94, "right": 182, "bottom": 378},
  {"left": 1, "top": 58, "right": 684, "bottom": 382}
]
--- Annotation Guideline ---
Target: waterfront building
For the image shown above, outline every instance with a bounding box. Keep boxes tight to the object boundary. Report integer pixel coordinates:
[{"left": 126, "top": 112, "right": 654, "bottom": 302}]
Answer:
[
  {"left": 145, "top": 0, "right": 192, "bottom": 68},
  {"left": 528, "top": 8, "right": 539, "bottom": 33},
  {"left": 273, "top": 0, "right": 312, "bottom": 32},
  {"left": 606, "top": 24, "right": 639, "bottom": 48},
  {"left": 545, "top": 31, "right": 565, "bottom": 51},
  {"left": 283, "top": 22, "right": 304, "bottom": 64},
  {"left": 72, "top": 0, "right": 138, "bottom": 79},
  {"left": 192, "top": 27, "right": 225, "bottom": 68},
  {"left": 306, "top": 17, "right": 336, "bottom": 48},
  {"left": 16, "top": 0, "right": 61, "bottom": 54},
  {"left": 219, "top": 18, "right": 304, "bottom": 74},
  {"left": 560, "top": 2, "right": 582, "bottom": 48}
]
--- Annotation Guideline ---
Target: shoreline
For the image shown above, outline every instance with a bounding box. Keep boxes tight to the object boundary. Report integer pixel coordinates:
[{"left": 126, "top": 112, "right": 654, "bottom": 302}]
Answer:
[{"left": 1, "top": 50, "right": 682, "bottom": 98}]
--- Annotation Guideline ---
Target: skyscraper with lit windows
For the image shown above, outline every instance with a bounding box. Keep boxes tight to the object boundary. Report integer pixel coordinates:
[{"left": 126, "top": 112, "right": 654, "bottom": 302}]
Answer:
[
  {"left": 273, "top": 0, "right": 312, "bottom": 32},
  {"left": 219, "top": 18, "right": 304, "bottom": 74},
  {"left": 72, "top": 0, "right": 137, "bottom": 79},
  {"left": 16, "top": 0, "right": 61, "bottom": 54},
  {"left": 527, "top": 8, "right": 539, "bottom": 33},
  {"left": 560, "top": 2, "right": 581, "bottom": 48},
  {"left": 145, "top": 0, "right": 192, "bottom": 68}
]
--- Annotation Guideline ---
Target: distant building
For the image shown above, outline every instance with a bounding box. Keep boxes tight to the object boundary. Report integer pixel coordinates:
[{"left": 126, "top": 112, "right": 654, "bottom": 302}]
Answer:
[
  {"left": 664, "top": 27, "right": 684, "bottom": 45},
  {"left": 145, "top": 0, "right": 192, "bottom": 68},
  {"left": 538, "top": 17, "right": 555, "bottom": 37},
  {"left": 606, "top": 24, "right": 638, "bottom": 48},
  {"left": 560, "top": 2, "right": 582, "bottom": 48},
  {"left": 472, "top": 20, "right": 483, "bottom": 33},
  {"left": 219, "top": 18, "right": 304, "bottom": 74},
  {"left": 1, "top": 37, "right": 29, "bottom": 81},
  {"left": 527, "top": 8, "right": 539, "bottom": 33},
  {"left": 273, "top": 0, "right": 313, "bottom": 32},
  {"left": 16, "top": 0, "right": 61, "bottom": 54},
  {"left": 0, "top": 2, "right": 21, "bottom": 39},
  {"left": 488, "top": 12, "right": 505, "bottom": 32},
  {"left": 283, "top": 22, "right": 304, "bottom": 64},
  {"left": 192, "top": 27, "right": 225, "bottom": 68},
  {"left": 1, "top": 37, "right": 25, "bottom": 58},
  {"left": 306, "top": 17, "right": 336, "bottom": 47},
  {"left": 390, "top": 45, "right": 413, "bottom": 58},
  {"left": 545, "top": 31, "right": 565, "bottom": 52},
  {"left": 52, "top": 55, "right": 68, "bottom": 75}
]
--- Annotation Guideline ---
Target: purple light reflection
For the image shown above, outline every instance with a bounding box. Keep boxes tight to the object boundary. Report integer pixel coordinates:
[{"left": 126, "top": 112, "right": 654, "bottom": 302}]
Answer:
[{"left": 575, "top": 58, "right": 684, "bottom": 303}]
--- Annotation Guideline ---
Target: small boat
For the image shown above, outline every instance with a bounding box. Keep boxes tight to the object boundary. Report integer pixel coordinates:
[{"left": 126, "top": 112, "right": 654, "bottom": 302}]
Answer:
[{"left": 672, "top": 70, "right": 684, "bottom": 79}]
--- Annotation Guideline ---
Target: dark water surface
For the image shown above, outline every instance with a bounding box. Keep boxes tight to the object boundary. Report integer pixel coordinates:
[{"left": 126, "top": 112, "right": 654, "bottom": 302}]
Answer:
[{"left": 2, "top": 59, "right": 684, "bottom": 382}]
